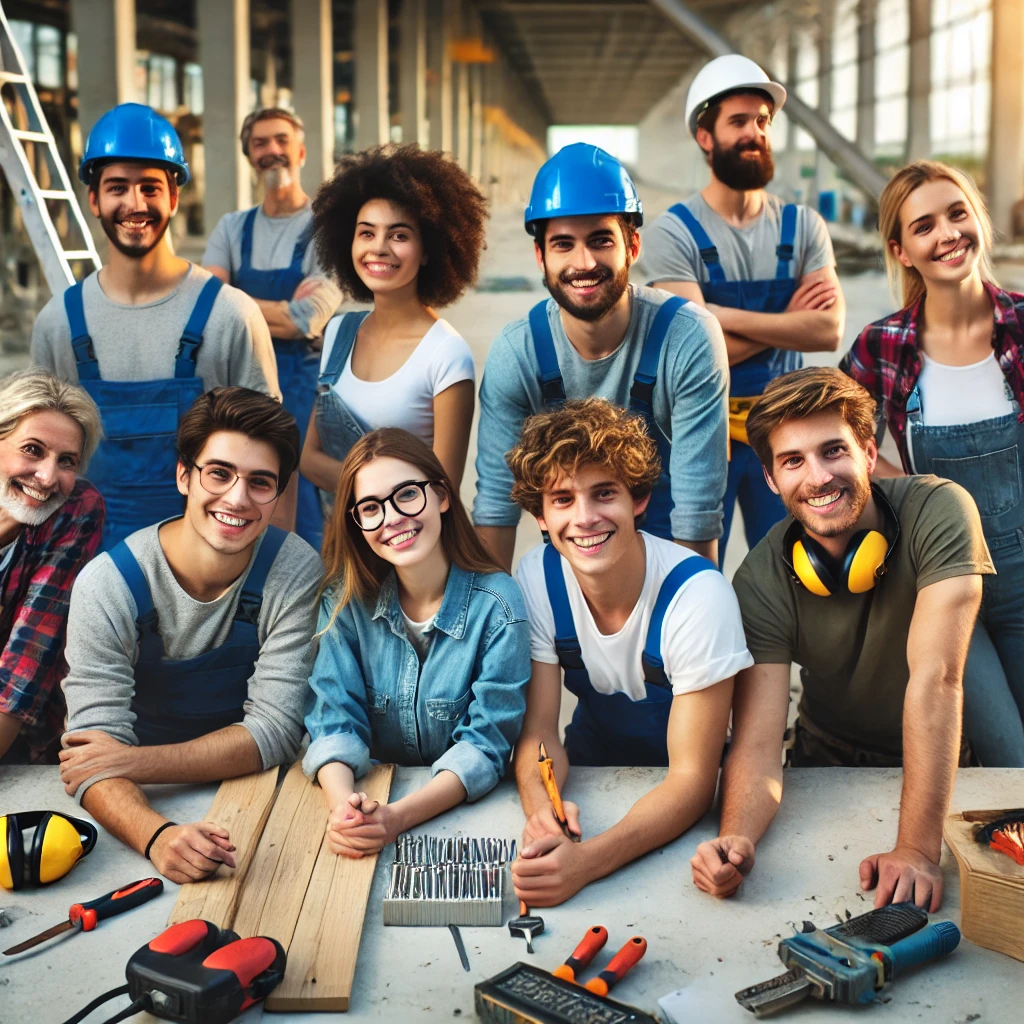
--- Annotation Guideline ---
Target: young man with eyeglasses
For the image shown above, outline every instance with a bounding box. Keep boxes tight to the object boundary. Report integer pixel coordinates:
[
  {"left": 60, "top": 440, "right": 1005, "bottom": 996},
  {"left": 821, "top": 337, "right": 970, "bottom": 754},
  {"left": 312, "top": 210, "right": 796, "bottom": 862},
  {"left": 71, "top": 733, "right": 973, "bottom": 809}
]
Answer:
[{"left": 59, "top": 388, "right": 322, "bottom": 884}]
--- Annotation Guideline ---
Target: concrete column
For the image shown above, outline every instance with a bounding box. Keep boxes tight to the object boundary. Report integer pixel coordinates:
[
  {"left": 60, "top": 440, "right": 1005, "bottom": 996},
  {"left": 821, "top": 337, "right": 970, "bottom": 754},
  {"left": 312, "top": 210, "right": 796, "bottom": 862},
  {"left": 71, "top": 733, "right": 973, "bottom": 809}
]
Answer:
[
  {"left": 455, "top": 63, "right": 470, "bottom": 168},
  {"left": 855, "top": 0, "right": 876, "bottom": 158},
  {"left": 905, "top": 0, "right": 930, "bottom": 161},
  {"left": 784, "top": 32, "right": 800, "bottom": 157},
  {"left": 988, "top": 0, "right": 1024, "bottom": 237},
  {"left": 199, "top": 0, "right": 251, "bottom": 229},
  {"left": 291, "top": 0, "right": 334, "bottom": 183},
  {"left": 400, "top": 0, "right": 428, "bottom": 146},
  {"left": 469, "top": 65, "right": 484, "bottom": 181},
  {"left": 260, "top": 49, "right": 278, "bottom": 108},
  {"left": 427, "top": 0, "right": 453, "bottom": 152},
  {"left": 70, "top": 0, "right": 136, "bottom": 137},
  {"left": 354, "top": 0, "right": 389, "bottom": 148}
]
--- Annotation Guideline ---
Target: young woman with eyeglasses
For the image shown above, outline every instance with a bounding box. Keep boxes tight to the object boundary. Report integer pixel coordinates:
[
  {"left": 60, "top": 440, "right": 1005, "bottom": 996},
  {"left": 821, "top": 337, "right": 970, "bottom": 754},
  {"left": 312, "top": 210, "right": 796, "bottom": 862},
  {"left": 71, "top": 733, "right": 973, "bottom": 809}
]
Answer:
[{"left": 303, "top": 428, "right": 530, "bottom": 858}]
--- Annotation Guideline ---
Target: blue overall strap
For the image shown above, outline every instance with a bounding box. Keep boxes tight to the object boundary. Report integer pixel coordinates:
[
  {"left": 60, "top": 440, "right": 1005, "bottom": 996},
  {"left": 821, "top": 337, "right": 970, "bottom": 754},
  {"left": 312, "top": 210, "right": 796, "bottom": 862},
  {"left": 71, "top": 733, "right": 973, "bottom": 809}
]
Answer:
[
  {"left": 175, "top": 276, "right": 224, "bottom": 378},
  {"left": 318, "top": 311, "right": 371, "bottom": 389},
  {"left": 291, "top": 222, "right": 312, "bottom": 268},
  {"left": 235, "top": 526, "right": 288, "bottom": 626},
  {"left": 542, "top": 542, "right": 586, "bottom": 671},
  {"left": 668, "top": 203, "right": 726, "bottom": 285},
  {"left": 240, "top": 206, "right": 258, "bottom": 267},
  {"left": 641, "top": 554, "right": 719, "bottom": 688},
  {"left": 63, "top": 282, "right": 100, "bottom": 381},
  {"left": 529, "top": 300, "right": 566, "bottom": 408},
  {"left": 775, "top": 203, "right": 798, "bottom": 280},
  {"left": 107, "top": 540, "right": 163, "bottom": 660},
  {"left": 630, "top": 296, "right": 686, "bottom": 417}
]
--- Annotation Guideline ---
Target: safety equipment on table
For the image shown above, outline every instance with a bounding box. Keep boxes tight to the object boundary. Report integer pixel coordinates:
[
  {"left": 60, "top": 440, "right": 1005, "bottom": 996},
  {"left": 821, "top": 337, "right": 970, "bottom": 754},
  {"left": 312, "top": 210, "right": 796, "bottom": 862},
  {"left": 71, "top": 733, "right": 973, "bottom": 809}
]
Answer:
[
  {"left": 78, "top": 102, "right": 190, "bottom": 186},
  {"left": 684, "top": 54, "right": 787, "bottom": 137},
  {"left": 0, "top": 810, "right": 98, "bottom": 890},
  {"left": 524, "top": 143, "right": 643, "bottom": 235},
  {"left": 782, "top": 485, "right": 901, "bottom": 597}
]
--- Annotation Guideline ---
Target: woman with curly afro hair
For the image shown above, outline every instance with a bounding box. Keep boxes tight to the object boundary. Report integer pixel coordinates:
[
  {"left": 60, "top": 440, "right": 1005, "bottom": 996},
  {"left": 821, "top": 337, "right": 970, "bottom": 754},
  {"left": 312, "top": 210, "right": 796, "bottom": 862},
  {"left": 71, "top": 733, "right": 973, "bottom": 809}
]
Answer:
[{"left": 300, "top": 145, "right": 488, "bottom": 512}]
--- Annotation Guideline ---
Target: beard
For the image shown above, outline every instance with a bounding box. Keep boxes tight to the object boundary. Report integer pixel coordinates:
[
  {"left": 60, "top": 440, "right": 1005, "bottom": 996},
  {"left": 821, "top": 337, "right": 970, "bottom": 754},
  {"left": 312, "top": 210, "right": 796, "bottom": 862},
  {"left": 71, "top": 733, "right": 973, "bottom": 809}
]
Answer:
[
  {"left": 99, "top": 207, "right": 170, "bottom": 259},
  {"left": 0, "top": 472, "right": 67, "bottom": 527},
  {"left": 544, "top": 259, "right": 631, "bottom": 322},
  {"left": 258, "top": 154, "right": 293, "bottom": 192},
  {"left": 710, "top": 136, "right": 775, "bottom": 191},
  {"left": 787, "top": 473, "right": 872, "bottom": 540}
]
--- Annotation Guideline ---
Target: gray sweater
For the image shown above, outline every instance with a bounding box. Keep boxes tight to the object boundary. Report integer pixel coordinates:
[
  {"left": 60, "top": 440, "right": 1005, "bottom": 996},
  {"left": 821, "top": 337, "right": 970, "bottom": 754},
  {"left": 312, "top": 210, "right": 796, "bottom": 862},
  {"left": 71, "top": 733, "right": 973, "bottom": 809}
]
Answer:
[{"left": 62, "top": 523, "right": 323, "bottom": 797}]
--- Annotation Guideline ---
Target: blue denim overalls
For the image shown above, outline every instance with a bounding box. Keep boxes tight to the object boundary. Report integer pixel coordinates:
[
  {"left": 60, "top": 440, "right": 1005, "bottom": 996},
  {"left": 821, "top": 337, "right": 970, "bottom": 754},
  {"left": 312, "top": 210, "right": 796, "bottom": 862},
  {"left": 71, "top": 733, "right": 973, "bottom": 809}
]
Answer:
[
  {"left": 107, "top": 526, "right": 287, "bottom": 745},
  {"left": 668, "top": 203, "right": 799, "bottom": 561},
  {"left": 63, "top": 276, "right": 223, "bottom": 552},
  {"left": 905, "top": 383, "right": 1024, "bottom": 765},
  {"left": 529, "top": 296, "right": 687, "bottom": 541},
  {"left": 312, "top": 312, "right": 372, "bottom": 517},
  {"left": 234, "top": 206, "right": 321, "bottom": 549},
  {"left": 542, "top": 541, "right": 718, "bottom": 766}
]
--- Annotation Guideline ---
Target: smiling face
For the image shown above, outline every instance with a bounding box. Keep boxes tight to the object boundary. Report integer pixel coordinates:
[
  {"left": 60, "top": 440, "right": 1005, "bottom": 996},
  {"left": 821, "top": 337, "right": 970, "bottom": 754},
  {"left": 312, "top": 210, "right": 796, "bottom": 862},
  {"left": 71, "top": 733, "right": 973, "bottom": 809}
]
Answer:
[
  {"left": 536, "top": 462, "right": 649, "bottom": 579},
  {"left": 698, "top": 93, "right": 775, "bottom": 191},
  {"left": 89, "top": 162, "right": 176, "bottom": 258},
  {"left": 765, "top": 411, "right": 877, "bottom": 541},
  {"left": 247, "top": 116, "right": 305, "bottom": 188},
  {"left": 0, "top": 410, "right": 84, "bottom": 526},
  {"left": 891, "top": 178, "right": 982, "bottom": 287},
  {"left": 536, "top": 214, "right": 637, "bottom": 322},
  {"left": 352, "top": 456, "right": 449, "bottom": 569},
  {"left": 177, "top": 430, "right": 281, "bottom": 555},
  {"left": 351, "top": 198, "right": 425, "bottom": 299}
]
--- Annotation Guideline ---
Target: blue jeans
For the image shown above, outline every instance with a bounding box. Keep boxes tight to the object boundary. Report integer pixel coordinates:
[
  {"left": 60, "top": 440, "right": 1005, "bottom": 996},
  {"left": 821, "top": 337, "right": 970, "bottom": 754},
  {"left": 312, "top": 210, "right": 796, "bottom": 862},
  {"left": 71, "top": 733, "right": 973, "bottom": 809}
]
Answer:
[{"left": 720, "top": 441, "right": 786, "bottom": 565}]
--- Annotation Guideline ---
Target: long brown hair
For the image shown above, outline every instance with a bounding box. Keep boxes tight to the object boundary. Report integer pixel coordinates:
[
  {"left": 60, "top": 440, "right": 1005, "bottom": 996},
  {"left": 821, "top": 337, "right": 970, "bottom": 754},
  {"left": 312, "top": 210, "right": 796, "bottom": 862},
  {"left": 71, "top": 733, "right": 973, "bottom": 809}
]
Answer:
[
  {"left": 879, "top": 160, "right": 998, "bottom": 309},
  {"left": 320, "top": 428, "right": 503, "bottom": 631}
]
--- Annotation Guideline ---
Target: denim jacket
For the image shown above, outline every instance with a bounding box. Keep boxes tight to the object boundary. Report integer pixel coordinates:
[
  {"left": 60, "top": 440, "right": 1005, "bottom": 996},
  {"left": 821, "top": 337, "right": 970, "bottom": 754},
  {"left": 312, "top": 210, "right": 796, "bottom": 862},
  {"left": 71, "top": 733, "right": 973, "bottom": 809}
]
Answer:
[{"left": 303, "top": 563, "right": 531, "bottom": 802}]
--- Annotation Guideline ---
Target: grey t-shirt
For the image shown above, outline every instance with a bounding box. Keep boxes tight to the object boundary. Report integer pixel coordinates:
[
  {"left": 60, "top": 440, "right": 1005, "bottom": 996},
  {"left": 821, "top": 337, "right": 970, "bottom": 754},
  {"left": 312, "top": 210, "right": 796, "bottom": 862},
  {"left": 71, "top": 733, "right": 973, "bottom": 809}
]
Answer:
[
  {"left": 641, "top": 192, "right": 835, "bottom": 287},
  {"left": 203, "top": 204, "right": 342, "bottom": 339},
  {"left": 62, "top": 523, "right": 323, "bottom": 797},
  {"left": 31, "top": 264, "right": 270, "bottom": 393}
]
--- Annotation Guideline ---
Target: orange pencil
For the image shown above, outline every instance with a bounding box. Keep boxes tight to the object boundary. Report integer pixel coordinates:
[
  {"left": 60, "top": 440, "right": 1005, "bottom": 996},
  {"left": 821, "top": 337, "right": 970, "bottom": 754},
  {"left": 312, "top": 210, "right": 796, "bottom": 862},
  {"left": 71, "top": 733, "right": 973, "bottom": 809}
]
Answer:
[{"left": 538, "top": 742, "right": 580, "bottom": 842}]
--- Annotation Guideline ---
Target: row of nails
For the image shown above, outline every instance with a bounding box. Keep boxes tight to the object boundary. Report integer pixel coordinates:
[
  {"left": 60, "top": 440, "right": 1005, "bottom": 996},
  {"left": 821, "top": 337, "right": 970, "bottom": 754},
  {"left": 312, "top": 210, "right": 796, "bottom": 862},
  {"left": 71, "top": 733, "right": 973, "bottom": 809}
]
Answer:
[
  {"left": 386, "top": 862, "right": 506, "bottom": 901},
  {"left": 394, "top": 834, "right": 517, "bottom": 866}
]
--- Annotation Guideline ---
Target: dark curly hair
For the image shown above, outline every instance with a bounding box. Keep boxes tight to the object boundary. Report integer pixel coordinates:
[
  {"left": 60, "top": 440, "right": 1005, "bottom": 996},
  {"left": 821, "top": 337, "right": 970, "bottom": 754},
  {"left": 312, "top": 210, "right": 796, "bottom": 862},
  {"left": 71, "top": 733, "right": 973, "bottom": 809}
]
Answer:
[{"left": 312, "top": 145, "right": 488, "bottom": 307}]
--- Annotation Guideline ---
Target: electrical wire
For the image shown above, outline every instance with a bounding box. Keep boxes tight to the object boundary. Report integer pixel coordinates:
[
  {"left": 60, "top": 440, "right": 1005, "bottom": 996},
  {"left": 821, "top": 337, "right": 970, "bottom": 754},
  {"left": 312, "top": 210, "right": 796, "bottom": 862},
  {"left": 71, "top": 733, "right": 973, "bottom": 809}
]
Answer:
[
  {"left": 59, "top": 985, "right": 129, "bottom": 1024},
  {"left": 98, "top": 995, "right": 151, "bottom": 1024}
]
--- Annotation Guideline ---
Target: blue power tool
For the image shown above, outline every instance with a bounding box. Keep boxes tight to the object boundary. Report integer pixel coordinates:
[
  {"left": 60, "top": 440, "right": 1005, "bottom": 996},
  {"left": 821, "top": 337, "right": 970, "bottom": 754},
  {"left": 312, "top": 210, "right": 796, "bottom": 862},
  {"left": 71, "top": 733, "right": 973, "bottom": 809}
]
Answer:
[{"left": 735, "top": 903, "right": 961, "bottom": 1016}]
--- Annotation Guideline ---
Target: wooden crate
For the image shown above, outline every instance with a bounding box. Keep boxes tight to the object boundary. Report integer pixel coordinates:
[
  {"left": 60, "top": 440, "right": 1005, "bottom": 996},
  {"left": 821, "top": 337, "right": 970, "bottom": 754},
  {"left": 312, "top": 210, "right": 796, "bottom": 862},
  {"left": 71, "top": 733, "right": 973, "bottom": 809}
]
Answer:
[{"left": 943, "top": 808, "right": 1024, "bottom": 963}]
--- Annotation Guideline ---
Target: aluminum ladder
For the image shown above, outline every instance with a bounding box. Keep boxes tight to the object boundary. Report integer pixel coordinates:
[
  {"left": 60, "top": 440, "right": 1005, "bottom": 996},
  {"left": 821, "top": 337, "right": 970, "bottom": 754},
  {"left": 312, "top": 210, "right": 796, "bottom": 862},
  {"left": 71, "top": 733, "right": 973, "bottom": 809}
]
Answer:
[{"left": 0, "top": 5, "right": 101, "bottom": 294}]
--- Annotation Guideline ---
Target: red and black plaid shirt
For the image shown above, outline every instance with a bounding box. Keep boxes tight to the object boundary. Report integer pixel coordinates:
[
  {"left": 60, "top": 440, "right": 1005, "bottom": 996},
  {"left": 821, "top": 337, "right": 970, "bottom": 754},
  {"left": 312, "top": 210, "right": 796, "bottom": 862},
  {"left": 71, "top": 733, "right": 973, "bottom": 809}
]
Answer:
[
  {"left": 840, "top": 283, "right": 1024, "bottom": 469},
  {"left": 0, "top": 480, "right": 104, "bottom": 763}
]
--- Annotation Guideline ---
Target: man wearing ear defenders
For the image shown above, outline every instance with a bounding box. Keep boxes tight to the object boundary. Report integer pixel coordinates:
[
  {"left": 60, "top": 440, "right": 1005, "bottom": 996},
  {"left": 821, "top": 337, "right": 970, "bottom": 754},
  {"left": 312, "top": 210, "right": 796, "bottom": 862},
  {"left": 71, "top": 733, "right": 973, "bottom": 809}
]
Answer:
[{"left": 691, "top": 367, "right": 991, "bottom": 913}]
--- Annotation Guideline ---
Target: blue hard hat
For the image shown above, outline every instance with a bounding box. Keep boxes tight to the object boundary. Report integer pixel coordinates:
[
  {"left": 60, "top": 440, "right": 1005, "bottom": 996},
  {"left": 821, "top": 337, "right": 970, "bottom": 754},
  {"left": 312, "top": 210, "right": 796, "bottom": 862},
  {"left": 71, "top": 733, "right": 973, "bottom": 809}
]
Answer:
[
  {"left": 524, "top": 143, "right": 643, "bottom": 235},
  {"left": 78, "top": 103, "right": 190, "bottom": 186}
]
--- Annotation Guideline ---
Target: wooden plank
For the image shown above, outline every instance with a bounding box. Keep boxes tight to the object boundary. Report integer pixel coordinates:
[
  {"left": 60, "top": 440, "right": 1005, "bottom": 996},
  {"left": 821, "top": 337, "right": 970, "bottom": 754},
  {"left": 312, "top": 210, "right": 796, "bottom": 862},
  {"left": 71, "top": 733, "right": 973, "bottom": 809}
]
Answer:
[
  {"left": 265, "top": 763, "right": 395, "bottom": 1012},
  {"left": 232, "top": 760, "right": 328, "bottom": 944},
  {"left": 168, "top": 766, "right": 281, "bottom": 928}
]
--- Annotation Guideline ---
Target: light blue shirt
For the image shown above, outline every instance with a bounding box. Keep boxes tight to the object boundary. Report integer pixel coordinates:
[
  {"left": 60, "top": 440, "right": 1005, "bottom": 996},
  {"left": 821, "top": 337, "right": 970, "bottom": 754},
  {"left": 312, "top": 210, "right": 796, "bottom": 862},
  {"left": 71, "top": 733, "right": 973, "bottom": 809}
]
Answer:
[
  {"left": 303, "top": 563, "right": 530, "bottom": 802},
  {"left": 472, "top": 284, "right": 730, "bottom": 541}
]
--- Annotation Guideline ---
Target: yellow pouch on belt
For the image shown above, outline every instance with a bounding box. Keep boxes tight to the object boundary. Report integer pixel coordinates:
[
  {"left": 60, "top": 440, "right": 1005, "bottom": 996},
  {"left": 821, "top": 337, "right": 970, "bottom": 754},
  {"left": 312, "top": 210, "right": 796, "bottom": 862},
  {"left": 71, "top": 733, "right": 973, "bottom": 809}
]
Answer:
[{"left": 728, "top": 397, "right": 757, "bottom": 450}]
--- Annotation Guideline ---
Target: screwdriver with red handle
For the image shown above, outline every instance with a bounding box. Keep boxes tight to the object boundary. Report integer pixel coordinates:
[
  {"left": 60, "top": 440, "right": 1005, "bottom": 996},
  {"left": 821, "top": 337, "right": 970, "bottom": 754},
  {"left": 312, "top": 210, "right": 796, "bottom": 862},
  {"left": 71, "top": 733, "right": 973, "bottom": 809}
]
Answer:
[
  {"left": 583, "top": 935, "right": 648, "bottom": 997},
  {"left": 552, "top": 925, "right": 609, "bottom": 982},
  {"left": 3, "top": 876, "right": 164, "bottom": 955}
]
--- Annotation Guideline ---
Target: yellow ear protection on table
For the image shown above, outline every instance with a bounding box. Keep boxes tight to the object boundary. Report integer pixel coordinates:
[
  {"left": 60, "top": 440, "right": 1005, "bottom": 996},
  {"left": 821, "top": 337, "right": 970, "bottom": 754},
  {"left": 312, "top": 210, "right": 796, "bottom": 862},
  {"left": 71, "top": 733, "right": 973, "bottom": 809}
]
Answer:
[
  {"left": 782, "top": 485, "right": 900, "bottom": 597},
  {"left": 0, "top": 810, "right": 98, "bottom": 890}
]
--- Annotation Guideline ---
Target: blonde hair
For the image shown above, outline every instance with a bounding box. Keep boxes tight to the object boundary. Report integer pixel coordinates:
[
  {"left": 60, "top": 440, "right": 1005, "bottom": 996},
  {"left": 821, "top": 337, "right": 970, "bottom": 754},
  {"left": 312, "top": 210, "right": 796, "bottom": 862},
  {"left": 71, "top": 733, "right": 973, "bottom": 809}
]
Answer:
[
  {"left": 0, "top": 368, "right": 102, "bottom": 467},
  {"left": 879, "top": 160, "right": 998, "bottom": 308}
]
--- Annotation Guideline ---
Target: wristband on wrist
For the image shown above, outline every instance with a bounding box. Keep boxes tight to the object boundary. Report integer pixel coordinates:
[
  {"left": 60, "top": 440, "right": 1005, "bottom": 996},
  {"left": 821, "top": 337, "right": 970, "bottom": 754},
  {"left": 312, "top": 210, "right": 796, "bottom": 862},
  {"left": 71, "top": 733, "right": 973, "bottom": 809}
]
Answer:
[{"left": 145, "top": 821, "right": 177, "bottom": 860}]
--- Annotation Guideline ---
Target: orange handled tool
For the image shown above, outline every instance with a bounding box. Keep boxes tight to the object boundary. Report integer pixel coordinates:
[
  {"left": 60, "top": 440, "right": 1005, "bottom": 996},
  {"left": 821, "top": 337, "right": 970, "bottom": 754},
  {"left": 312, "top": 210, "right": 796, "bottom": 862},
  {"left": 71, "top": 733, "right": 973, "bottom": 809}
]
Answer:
[
  {"left": 552, "top": 925, "right": 608, "bottom": 982},
  {"left": 538, "top": 742, "right": 579, "bottom": 842},
  {"left": 584, "top": 936, "right": 648, "bottom": 997}
]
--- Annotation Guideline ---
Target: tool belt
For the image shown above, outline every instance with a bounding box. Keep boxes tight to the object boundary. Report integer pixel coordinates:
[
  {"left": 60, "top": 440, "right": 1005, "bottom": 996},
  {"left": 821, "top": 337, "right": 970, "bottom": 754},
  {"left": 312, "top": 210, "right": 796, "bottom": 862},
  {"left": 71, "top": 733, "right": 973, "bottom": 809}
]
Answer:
[{"left": 728, "top": 396, "right": 757, "bottom": 450}]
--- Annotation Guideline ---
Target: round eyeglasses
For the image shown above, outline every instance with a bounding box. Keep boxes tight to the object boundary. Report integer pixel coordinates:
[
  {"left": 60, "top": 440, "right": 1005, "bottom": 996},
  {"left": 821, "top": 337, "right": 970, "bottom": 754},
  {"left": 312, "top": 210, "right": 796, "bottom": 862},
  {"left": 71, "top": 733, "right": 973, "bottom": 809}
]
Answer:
[
  {"left": 349, "top": 480, "right": 438, "bottom": 531},
  {"left": 192, "top": 462, "right": 281, "bottom": 504}
]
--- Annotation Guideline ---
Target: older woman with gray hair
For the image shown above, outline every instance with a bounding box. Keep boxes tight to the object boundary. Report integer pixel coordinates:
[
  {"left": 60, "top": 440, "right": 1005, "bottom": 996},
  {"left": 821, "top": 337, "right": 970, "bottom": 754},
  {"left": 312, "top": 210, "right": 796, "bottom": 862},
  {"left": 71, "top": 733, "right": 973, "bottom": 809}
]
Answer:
[{"left": 0, "top": 367, "right": 105, "bottom": 764}]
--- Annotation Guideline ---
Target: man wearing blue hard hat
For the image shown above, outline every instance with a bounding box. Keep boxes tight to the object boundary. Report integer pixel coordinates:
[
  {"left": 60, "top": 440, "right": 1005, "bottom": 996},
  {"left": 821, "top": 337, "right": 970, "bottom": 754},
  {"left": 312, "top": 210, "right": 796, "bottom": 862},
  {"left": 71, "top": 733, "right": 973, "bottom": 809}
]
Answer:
[
  {"left": 473, "top": 143, "right": 730, "bottom": 570},
  {"left": 31, "top": 103, "right": 277, "bottom": 552},
  {"left": 643, "top": 55, "right": 845, "bottom": 565}
]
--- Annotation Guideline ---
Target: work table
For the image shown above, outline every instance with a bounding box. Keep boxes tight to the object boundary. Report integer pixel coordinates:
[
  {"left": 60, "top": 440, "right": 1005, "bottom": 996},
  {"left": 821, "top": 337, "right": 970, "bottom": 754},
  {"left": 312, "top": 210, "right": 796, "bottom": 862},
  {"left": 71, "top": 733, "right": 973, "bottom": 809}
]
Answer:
[{"left": 1, "top": 766, "right": 1020, "bottom": 1022}]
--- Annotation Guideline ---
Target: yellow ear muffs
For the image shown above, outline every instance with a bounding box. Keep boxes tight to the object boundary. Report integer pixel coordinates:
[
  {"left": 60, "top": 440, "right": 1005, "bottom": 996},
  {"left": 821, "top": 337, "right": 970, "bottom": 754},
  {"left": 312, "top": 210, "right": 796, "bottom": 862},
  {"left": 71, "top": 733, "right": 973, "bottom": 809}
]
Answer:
[
  {"left": 790, "top": 536, "right": 835, "bottom": 597},
  {"left": 36, "top": 813, "right": 91, "bottom": 884},
  {"left": 844, "top": 529, "right": 891, "bottom": 594},
  {"left": 0, "top": 816, "right": 15, "bottom": 891},
  {"left": 0, "top": 811, "right": 97, "bottom": 889}
]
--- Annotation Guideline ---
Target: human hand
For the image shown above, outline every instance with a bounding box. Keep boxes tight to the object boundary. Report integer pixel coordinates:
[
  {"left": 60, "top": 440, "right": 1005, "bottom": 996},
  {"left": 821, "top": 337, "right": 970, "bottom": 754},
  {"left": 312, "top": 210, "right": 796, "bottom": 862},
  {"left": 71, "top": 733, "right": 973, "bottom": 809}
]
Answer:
[
  {"left": 859, "top": 845, "right": 944, "bottom": 912},
  {"left": 690, "top": 835, "right": 756, "bottom": 898},
  {"left": 326, "top": 791, "right": 398, "bottom": 859},
  {"left": 149, "top": 822, "right": 236, "bottom": 884},
  {"left": 787, "top": 280, "right": 838, "bottom": 312},
  {"left": 522, "top": 801, "right": 582, "bottom": 848},
  {"left": 511, "top": 832, "right": 593, "bottom": 907},
  {"left": 59, "top": 731, "right": 135, "bottom": 795},
  {"left": 292, "top": 277, "right": 322, "bottom": 301}
]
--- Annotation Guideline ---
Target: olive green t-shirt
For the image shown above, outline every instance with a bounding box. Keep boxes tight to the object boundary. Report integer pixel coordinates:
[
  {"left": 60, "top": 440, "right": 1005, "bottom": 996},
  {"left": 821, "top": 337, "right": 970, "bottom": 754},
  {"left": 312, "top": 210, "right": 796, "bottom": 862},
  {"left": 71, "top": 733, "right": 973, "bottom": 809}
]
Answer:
[{"left": 733, "top": 475, "right": 993, "bottom": 756}]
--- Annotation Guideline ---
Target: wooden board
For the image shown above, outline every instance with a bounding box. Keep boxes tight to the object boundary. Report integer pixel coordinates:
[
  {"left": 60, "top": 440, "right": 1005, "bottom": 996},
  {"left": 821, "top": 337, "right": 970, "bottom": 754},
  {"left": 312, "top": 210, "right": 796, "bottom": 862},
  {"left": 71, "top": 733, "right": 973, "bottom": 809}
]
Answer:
[
  {"left": 167, "top": 766, "right": 280, "bottom": 928},
  {"left": 264, "top": 763, "right": 395, "bottom": 1012}
]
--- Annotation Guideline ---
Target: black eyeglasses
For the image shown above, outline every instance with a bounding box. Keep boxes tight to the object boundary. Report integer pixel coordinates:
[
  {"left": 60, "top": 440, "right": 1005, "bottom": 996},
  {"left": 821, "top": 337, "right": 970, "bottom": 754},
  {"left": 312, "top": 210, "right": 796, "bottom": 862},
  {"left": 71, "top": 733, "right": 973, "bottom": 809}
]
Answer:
[
  {"left": 192, "top": 462, "right": 281, "bottom": 504},
  {"left": 349, "top": 480, "right": 439, "bottom": 531}
]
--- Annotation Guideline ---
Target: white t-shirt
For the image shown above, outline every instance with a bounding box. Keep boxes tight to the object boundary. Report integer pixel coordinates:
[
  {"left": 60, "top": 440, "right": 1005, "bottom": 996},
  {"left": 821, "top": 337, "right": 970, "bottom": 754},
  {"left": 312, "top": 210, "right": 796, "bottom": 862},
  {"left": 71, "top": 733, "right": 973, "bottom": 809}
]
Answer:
[
  {"left": 401, "top": 608, "right": 435, "bottom": 662},
  {"left": 319, "top": 316, "right": 475, "bottom": 446},
  {"left": 918, "top": 351, "right": 1015, "bottom": 426},
  {"left": 516, "top": 532, "right": 753, "bottom": 700}
]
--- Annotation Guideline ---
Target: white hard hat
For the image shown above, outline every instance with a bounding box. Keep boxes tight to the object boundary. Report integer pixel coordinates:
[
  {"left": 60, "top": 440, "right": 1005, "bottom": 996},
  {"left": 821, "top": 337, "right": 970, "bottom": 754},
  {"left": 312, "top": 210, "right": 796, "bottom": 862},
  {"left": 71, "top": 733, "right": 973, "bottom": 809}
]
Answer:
[{"left": 684, "top": 54, "right": 787, "bottom": 138}]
